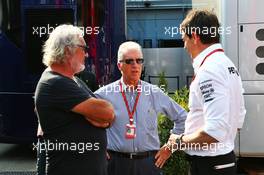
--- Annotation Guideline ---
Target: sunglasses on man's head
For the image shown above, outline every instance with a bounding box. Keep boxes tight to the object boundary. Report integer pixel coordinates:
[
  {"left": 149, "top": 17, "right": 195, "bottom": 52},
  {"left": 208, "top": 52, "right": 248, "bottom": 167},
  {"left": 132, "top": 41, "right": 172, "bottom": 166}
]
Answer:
[
  {"left": 119, "top": 58, "right": 144, "bottom": 65},
  {"left": 76, "top": 44, "right": 89, "bottom": 54}
]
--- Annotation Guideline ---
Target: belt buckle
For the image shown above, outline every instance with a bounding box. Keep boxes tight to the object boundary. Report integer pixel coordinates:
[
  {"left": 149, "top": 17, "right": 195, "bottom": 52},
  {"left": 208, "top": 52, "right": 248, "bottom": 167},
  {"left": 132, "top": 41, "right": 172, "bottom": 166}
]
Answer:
[{"left": 129, "top": 153, "right": 136, "bottom": 159}]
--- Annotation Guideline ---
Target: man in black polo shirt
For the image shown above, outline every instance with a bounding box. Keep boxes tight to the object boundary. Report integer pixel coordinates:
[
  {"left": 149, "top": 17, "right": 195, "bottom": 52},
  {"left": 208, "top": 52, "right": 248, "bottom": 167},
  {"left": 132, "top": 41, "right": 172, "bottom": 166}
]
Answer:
[{"left": 34, "top": 24, "right": 115, "bottom": 175}]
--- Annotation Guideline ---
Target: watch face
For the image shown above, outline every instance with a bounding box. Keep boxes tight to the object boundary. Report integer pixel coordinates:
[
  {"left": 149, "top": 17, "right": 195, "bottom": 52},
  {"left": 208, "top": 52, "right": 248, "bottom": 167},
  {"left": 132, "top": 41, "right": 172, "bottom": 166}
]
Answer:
[
  {"left": 175, "top": 134, "right": 184, "bottom": 148},
  {"left": 176, "top": 137, "right": 181, "bottom": 144}
]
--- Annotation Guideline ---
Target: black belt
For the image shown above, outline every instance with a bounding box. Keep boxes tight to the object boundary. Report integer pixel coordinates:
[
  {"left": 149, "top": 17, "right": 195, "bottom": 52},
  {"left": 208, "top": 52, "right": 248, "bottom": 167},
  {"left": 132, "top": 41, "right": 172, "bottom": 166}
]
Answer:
[{"left": 108, "top": 150, "right": 157, "bottom": 159}]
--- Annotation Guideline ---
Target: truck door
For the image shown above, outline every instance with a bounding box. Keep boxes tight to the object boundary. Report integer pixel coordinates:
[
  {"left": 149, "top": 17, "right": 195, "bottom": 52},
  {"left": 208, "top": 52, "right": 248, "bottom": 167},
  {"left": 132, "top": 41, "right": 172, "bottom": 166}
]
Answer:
[{"left": 238, "top": 0, "right": 264, "bottom": 156}]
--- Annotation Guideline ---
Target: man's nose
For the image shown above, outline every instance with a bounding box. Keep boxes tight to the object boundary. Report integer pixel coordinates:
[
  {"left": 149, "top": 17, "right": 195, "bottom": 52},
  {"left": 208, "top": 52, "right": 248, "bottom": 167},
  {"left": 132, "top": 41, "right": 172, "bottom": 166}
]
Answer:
[{"left": 131, "top": 61, "right": 139, "bottom": 67}]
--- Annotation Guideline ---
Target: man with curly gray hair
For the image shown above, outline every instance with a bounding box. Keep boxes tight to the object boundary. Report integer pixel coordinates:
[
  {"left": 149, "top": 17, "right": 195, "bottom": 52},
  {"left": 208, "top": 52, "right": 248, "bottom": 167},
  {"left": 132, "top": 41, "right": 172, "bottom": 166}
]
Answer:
[{"left": 34, "top": 24, "right": 115, "bottom": 175}]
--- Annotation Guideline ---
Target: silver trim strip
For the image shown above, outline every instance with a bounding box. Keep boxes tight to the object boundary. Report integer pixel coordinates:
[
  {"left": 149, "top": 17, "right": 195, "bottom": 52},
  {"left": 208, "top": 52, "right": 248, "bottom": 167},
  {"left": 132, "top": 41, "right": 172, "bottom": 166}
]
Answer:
[{"left": 214, "top": 162, "right": 235, "bottom": 170}]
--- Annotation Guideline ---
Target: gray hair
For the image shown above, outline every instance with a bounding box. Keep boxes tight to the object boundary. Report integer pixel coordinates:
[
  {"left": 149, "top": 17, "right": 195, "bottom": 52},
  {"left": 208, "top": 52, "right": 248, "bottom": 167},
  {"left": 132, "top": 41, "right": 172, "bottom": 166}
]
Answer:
[
  {"left": 42, "top": 24, "right": 83, "bottom": 66},
  {"left": 117, "top": 41, "right": 142, "bottom": 62}
]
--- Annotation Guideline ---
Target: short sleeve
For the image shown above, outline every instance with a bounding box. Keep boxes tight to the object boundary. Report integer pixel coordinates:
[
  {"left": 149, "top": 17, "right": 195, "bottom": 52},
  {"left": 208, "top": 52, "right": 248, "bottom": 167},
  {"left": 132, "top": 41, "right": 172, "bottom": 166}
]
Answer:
[{"left": 44, "top": 77, "right": 92, "bottom": 111}]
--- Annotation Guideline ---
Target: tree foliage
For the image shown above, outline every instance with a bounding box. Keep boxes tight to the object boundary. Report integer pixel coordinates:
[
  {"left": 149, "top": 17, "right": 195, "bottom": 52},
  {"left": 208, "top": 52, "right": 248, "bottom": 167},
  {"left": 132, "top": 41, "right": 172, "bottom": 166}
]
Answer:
[{"left": 158, "top": 71, "right": 190, "bottom": 175}]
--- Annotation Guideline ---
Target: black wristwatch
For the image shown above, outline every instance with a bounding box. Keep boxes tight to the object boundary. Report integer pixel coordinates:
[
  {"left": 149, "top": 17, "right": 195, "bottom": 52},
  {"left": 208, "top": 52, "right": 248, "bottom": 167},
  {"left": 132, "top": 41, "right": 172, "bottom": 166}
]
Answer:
[{"left": 175, "top": 134, "right": 184, "bottom": 149}]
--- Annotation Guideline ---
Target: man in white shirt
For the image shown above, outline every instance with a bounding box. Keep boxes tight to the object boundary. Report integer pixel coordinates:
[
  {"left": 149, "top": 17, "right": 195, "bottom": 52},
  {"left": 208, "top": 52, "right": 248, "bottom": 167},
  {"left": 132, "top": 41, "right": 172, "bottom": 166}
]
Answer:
[{"left": 168, "top": 9, "right": 246, "bottom": 175}]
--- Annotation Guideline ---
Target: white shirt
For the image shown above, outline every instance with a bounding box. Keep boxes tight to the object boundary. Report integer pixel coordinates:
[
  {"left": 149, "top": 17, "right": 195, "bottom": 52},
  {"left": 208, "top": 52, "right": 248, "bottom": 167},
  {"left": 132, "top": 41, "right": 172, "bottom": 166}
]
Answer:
[{"left": 184, "top": 43, "right": 246, "bottom": 156}]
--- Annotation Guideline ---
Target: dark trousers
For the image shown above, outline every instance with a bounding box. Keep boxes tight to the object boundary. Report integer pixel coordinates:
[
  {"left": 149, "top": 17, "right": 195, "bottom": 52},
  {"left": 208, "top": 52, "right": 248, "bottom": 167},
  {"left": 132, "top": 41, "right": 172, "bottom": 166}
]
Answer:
[
  {"left": 36, "top": 137, "right": 46, "bottom": 175},
  {"left": 107, "top": 151, "right": 162, "bottom": 175},
  {"left": 187, "top": 151, "right": 236, "bottom": 175}
]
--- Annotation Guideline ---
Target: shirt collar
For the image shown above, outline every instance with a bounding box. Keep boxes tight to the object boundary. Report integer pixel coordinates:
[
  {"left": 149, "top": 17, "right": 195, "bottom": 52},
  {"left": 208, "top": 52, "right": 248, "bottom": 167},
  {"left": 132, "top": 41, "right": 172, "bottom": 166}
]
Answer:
[
  {"left": 192, "top": 43, "right": 223, "bottom": 74},
  {"left": 120, "top": 77, "right": 141, "bottom": 92}
]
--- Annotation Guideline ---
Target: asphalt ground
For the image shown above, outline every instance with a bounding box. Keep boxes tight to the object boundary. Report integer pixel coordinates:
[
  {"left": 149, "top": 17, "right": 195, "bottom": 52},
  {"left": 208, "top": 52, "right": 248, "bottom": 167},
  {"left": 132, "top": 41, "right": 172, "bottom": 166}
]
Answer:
[{"left": 0, "top": 144, "right": 36, "bottom": 174}]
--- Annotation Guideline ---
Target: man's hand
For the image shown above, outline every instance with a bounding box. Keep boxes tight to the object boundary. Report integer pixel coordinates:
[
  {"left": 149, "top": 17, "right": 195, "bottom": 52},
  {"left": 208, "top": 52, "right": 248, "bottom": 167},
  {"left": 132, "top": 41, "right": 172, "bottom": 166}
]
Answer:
[
  {"left": 154, "top": 144, "right": 172, "bottom": 168},
  {"left": 168, "top": 133, "right": 180, "bottom": 144},
  {"left": 167, "top": 134, "right": 182, "bottom": 153},
  {"left": 86, "top": 118, "right": 110, "bottom": 128}
]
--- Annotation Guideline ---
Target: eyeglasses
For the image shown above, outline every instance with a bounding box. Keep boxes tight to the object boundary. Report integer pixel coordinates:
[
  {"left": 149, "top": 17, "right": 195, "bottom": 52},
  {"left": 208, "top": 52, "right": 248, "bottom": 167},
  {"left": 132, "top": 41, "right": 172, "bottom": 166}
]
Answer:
[
  {"left": 76, "top": 44, "right": 89, "bottom": 54},
  {"left": 119, "top": 58, "right": 144, "bottom": 65}
]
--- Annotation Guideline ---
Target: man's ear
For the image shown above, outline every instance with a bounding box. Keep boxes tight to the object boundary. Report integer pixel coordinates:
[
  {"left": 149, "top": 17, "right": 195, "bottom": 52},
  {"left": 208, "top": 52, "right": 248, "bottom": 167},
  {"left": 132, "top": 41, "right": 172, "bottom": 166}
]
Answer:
[
  {"left": 117, "top": 62, "right": 122, "bottom": 71},
  {"left": 64, "top": 46, "right": 71, "bottom": 58},
  {"left": 192, "top": 32, "right": 200, "bottom": 44}
]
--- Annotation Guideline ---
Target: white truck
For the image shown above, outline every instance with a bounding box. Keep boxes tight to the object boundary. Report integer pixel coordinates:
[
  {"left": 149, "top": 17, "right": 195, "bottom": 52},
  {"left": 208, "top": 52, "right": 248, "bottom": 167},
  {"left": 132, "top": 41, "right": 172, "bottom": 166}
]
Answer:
[{"left": 222, "top": 0, "right": 264, "bottom": 158}]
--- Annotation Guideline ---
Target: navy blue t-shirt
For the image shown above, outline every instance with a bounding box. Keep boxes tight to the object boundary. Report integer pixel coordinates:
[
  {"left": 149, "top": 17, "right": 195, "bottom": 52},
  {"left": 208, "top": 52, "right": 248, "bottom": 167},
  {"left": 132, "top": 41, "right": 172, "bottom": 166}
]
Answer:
[{"left": 35, "top": 70, "right": 107, "bottom": 175}]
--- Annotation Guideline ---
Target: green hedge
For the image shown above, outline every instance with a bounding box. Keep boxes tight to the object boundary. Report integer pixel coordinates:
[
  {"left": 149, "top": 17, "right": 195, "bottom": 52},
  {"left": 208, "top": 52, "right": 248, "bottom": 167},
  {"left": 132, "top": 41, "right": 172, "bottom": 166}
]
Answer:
[{"left": 157, "top": 72, "right": 190, "bottom": 175}]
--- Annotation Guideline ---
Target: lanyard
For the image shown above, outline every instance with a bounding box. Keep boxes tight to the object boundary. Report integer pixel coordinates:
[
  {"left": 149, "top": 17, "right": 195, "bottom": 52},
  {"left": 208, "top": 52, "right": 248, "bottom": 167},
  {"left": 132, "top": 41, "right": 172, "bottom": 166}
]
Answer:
[
  {"left": 192, "top": 48, "right": 224, "bottom": 81},
  {"left": 119, "top": 81, "right": 141, "bottom": 125}
]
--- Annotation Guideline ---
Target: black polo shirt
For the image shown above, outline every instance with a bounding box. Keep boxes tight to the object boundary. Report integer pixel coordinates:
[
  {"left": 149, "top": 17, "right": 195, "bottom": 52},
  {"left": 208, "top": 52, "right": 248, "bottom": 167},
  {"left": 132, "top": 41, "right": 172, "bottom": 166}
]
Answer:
[{"left": 35, "top": 70, "right": 107, "bottom": 175}]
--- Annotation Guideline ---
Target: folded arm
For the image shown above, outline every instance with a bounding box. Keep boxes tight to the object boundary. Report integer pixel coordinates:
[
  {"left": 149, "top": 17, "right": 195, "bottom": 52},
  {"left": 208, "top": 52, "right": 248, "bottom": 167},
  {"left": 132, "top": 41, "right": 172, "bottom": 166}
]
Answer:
[{"left": 72, "top": 97, "right": 115, "bottom": 127}]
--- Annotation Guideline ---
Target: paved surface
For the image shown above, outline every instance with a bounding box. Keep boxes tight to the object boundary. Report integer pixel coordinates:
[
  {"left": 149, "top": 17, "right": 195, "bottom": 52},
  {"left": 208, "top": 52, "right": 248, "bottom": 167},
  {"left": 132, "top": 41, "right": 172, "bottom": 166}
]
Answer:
[{"left": 0, "top": 144, "right": 36, "bottom": 173}]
